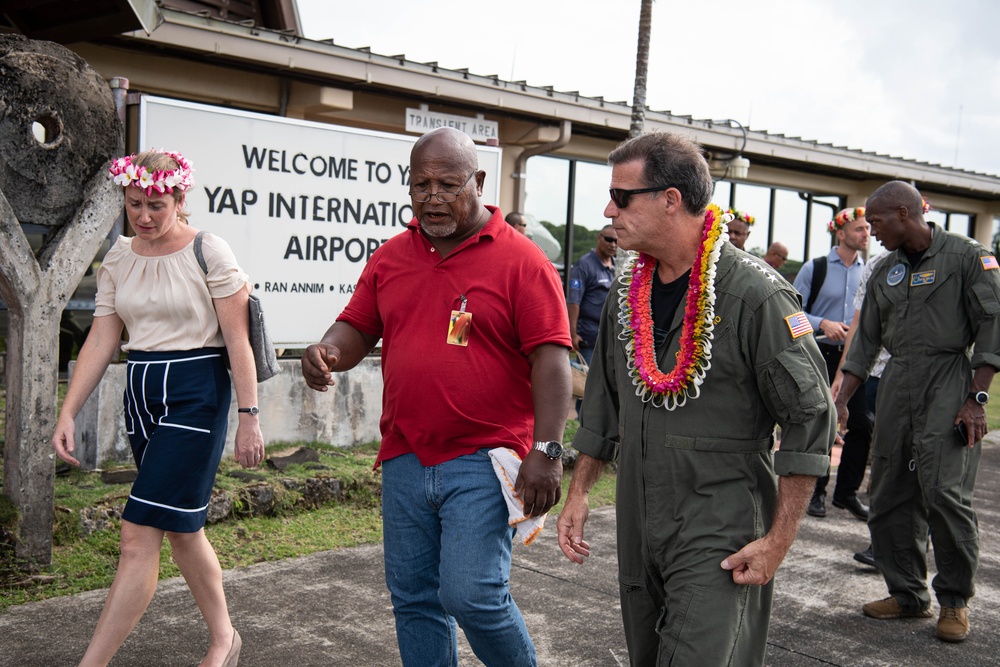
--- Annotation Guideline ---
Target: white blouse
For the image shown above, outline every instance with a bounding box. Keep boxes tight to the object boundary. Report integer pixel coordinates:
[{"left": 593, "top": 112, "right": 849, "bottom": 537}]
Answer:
[{"left": 94, "top": 232, "right": 250, "bottom": 352}]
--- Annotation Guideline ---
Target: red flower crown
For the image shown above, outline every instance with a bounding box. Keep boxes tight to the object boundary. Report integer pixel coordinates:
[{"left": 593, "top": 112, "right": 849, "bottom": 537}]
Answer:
[{"left": 827, "top": 207, "right": 865, "bottom": 234}]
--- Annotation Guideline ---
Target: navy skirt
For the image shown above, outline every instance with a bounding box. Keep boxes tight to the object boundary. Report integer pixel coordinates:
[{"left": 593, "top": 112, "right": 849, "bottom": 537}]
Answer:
[{"left": 121, "top": 348, "right": 231, "bottom": 532}]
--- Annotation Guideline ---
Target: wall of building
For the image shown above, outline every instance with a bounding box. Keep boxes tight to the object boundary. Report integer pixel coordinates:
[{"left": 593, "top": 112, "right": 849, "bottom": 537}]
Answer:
[{"left": 71, "top": 357, "right": 384, "bottom": 469}]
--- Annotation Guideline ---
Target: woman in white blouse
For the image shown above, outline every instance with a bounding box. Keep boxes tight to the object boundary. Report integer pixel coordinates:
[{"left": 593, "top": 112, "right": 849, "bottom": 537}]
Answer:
[{"left": 52, "top": 150, "right": 261, "bottom": 667}]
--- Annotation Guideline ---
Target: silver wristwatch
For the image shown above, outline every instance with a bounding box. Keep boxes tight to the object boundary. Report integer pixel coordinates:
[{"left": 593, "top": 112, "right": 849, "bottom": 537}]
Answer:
[{"left": 532, "top": 440, "right": 564, "bottom": 460}]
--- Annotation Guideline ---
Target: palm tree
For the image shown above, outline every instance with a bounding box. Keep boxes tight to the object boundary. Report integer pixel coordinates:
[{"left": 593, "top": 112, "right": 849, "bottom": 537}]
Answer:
[{"left": 629, "top": 0, "right": 655, "bottom": 138}]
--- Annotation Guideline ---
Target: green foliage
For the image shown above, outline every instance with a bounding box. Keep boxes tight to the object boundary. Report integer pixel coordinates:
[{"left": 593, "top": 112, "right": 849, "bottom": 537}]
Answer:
[
  {"left": 779, "top": 258, "right": 803, "bottom": 282},
  {"left": 539, "top": 221, "right": 601, "bottom": 266},
  {"left": 563, "top": 419, "right": 579, "bottom": 445},
  {"left": 0, "top": 494, "right": 20, "bottom": 588},
  {"left": 557, "top": 420, "right": 616, "bottom": 510},
  {"left": 0, "top": 431, "right": 616, "bottom": 610},
  {"left": 987, "top": 397, "right": 1000, "bottom": 432},
  {"left": 0, "top": 494, "right": 17, "bottom": 531}
]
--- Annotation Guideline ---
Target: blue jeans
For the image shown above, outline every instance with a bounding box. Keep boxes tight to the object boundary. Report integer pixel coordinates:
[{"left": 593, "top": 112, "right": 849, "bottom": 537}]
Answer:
[{"left": 381, "top": 451, "right": 537, "bottom": 667}]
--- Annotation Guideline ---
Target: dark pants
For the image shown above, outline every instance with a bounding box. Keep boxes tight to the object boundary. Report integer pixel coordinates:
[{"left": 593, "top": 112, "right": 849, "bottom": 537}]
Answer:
[{"left": 815, "top": 343, "right": 872, "bottom": 500}]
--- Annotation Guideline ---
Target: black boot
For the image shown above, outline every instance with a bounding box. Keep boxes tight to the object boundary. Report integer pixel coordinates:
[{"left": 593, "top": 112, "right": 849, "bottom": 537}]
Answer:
[
  {"left": 806, "top": 491, "right": 826, "bottom": 517},
  {"left": 853, "top": 544, "right": 876, "bottom": 568}
]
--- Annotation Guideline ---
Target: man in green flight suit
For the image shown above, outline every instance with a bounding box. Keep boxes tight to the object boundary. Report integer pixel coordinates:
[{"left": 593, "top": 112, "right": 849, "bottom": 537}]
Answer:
[
  {"left": 836, "top": 180, "right": 1000, "bottom": 643},
  {"left": 556, "top": 132, "right": 836, "bottom": 667}
]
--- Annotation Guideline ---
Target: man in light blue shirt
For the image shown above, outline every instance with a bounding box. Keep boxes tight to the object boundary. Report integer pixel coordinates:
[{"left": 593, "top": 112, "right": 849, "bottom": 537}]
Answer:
[{"left": 794, "top": 207, "right": 871, "bottom": 520}]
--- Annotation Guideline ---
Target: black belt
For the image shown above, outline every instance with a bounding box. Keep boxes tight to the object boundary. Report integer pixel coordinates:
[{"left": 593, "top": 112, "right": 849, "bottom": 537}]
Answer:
[{"left": 817, "top": 342, "right": 844, "bottom": 353}]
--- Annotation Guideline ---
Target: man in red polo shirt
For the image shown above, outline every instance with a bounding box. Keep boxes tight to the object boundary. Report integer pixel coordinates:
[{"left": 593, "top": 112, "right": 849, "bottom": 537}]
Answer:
[{"left": 301, "top": 127, "right": 572, "bottom": 667}]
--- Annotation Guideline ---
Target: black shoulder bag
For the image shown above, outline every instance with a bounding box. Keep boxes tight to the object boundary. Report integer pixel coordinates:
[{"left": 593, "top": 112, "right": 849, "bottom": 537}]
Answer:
[{"left": 194, "top": 231, "right": 280, "bottom": 382}]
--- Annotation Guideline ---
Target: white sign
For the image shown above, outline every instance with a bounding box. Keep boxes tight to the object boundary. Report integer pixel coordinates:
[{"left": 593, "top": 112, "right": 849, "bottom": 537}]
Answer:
[
  {"left": 405, "top": 108, "right": 499, "bottom": 143},
  {"left": 139, "top": 96, "right": 502, "bottom": 347}
]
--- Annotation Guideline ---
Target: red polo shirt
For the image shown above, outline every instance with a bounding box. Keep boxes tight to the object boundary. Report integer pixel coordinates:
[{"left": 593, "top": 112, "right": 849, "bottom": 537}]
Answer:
[{"left": 337, "top": 206, "right": 571, "bottom": 466}]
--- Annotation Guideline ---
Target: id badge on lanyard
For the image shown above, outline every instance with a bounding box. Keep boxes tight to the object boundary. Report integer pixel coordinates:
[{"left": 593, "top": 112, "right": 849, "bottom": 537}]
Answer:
[{"left": 447, "top": 294, "right": 472, "bottom": 346}]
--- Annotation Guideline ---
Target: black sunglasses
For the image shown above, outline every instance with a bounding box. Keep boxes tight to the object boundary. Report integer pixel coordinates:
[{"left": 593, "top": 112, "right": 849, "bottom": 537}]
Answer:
[
  {"left": 600, "top": 234, "right": 618, "bottom": 243},
  {"left": 609, "top": 185, "right": 673, "bottom": 209}
]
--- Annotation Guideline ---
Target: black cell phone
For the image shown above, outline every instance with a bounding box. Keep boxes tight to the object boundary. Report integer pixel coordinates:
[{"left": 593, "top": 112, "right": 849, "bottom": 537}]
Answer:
[{"left": 954, "top": 422, "right": 969, "bottom": 444}]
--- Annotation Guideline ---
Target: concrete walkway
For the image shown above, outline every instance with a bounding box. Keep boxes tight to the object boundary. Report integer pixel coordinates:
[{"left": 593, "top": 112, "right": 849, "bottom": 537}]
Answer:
[{"left": 3, "top": 440, "right": 1000, "bottom": 666}]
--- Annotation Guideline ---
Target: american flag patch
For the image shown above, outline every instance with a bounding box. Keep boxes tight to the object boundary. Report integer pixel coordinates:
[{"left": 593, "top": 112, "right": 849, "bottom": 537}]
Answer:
[
  {"left": 785, "top": 312, "right": 813, "bottom": 339},
  {"left": 981, "top": 256, "right": 999, "bottom": 271}
]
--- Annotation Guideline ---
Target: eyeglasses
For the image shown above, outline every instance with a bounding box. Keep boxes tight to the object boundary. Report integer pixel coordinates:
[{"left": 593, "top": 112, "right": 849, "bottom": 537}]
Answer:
[
  {"left": 600, "top": 235, "right": 618, "bottom": 243},
  {"left": 609, "top": 185, "right": 673, "bottom": 209},
  {"left": 409, "top": 171, "right": 477, "bottom": 203}
]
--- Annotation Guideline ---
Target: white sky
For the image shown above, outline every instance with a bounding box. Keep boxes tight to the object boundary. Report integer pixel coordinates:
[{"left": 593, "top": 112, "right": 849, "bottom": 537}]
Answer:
[
  {"left": 296, "top": 0, "right": 1000, "bottom": 176},
  {"left": 295, "top": 0, "right": 1000, "bottom": 258}
]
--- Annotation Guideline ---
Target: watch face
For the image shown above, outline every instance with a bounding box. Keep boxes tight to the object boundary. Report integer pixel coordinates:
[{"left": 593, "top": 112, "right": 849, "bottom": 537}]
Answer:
[
  {"left": 977, "top": 391, "right": 989, "bottom": 405},
  {"left": 545, "top": 441, "right": 564, "bottom": 458}
]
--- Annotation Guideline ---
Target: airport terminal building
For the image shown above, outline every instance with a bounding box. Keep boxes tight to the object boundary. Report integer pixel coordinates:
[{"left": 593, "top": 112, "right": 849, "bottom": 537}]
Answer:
[{"left": 3, "top": 0, "right": 1000, "bottom": 347}]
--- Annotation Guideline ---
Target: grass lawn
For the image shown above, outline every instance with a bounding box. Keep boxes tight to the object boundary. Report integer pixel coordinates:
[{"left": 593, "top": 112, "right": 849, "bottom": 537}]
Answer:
[
  {"left": 3, "top": 372, "right": 995, "bottom": 611},
  {"left": 987, "top": 393, "right": 1000, "bottom": 432},
  {"left": 1, "top": 409, "right": 615, "bottom": 610}
]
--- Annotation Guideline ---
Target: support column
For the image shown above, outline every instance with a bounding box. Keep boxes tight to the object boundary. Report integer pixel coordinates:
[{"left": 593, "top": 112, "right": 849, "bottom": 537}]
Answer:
[{"left": 0, "top": 172, "right": 120, "bottom": 566}]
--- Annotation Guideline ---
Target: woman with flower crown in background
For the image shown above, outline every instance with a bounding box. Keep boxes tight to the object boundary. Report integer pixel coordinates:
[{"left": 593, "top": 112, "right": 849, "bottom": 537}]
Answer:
[{"left": 52, "top": 149, "right": 261, "bottom": 667}]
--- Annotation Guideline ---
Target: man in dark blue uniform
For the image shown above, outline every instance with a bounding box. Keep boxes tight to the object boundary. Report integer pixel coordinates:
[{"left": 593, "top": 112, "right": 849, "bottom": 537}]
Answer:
[{"left": 567, "top": 224, "right": 617, "bottom": 367}]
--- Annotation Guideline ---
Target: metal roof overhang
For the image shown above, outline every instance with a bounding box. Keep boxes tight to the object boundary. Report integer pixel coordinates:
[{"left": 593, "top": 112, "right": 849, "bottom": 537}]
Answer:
[
  {"left": 112, "top": 9, "right": 1000, "bottom": 199},
  {"left": 2, "top": 0, "right": 162, "bottom": 42}
]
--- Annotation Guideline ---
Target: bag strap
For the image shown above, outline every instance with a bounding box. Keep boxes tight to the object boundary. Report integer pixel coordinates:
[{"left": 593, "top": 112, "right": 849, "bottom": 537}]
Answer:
[
  {"left": 804, "top": 256, "right": 827, "bottom": 314},
  {"left": 193, "top": 230, "right": 209, "bottom": 275}
]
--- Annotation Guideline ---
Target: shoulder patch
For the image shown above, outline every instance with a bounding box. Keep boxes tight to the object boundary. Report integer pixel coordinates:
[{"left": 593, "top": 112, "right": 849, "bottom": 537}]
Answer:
[
  {"left": 784, "top": 312, "right": 814, "bottom": 339},
  {"left": 981, "top": 256, "right": 999, "bottom": 271},
  {"left": 569, "top": 278, "right": 582, "bottom": 289}
]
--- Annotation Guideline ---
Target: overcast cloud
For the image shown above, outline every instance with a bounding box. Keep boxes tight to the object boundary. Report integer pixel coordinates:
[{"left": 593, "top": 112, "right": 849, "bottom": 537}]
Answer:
[{"left": 297, "top": 0, "right": 1000, "bottom": 176}]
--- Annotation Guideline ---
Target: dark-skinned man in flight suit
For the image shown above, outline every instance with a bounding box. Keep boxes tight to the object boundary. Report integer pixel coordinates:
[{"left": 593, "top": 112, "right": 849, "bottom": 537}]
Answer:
[{"left": 836, "top": 180, "right": 1000, "bottom": 644}]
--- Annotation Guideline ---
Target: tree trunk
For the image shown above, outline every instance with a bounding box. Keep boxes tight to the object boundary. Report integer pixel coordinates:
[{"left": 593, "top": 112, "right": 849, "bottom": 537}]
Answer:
[
  {"left": 630, "top": 0, "right": 655, "bottom": 138},
  {"left": 0, "top": 172, "right": 120, "bottom": 567}
]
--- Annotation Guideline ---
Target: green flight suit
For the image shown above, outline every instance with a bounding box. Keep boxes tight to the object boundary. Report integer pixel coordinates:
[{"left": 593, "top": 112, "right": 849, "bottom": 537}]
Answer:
[
  {"left": 842, "top": 223, "right": 1000, "bottom": 612},
  {"left": 575, "top": 244, "right": 834, "bottom": 667}
]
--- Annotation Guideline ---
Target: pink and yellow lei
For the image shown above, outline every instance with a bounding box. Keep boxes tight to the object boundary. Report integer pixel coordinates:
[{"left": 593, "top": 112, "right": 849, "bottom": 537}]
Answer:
[{"left": 617, "top": 203, "right": 728, "bottom": 409}]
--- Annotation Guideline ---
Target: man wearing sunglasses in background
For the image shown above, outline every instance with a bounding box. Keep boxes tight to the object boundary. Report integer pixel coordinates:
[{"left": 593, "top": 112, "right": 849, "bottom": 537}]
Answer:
[
  {"left": 506, "top": 210, "right": 529, "bottom": 235},
  {"left": 567, "top": 224, "right": 618, "bottom": 411},
  {"left": 764, "top": 241, "right": 790, "bottom": 271},
  {"left": 302, "top": 127, "right": 571, "bottom": 667},
  {"left": 557, "top": 131, "right": 835, "bottom": 666}
]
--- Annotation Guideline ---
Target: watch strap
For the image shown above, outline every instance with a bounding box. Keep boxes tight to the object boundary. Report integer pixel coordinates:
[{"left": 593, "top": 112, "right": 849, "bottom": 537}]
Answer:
[
  {"left": 968, "top": 391, "right": 989, "bottom": 405},
  {"left": 532, "top": 440, "right": 563, "bottom": 459}
]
